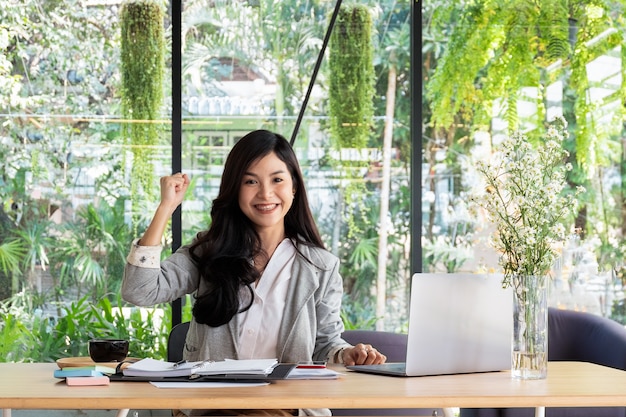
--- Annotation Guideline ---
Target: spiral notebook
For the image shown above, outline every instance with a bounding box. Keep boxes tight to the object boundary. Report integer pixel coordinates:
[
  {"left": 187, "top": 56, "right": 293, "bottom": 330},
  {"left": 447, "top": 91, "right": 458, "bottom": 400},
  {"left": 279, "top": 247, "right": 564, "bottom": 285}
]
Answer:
[{"left": 347, "top": 273, "right": 512, "bottom": 377}]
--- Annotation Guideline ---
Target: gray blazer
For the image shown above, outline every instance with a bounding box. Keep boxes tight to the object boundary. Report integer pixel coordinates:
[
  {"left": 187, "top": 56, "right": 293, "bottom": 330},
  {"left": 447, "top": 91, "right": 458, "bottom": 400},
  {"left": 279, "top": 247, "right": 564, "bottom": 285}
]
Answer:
[
  {"left": 122, "top": 240, "right": 350, "bottom": 364},
  {"left": 123, "top": 240, "right": 348, "bottom": 415}
]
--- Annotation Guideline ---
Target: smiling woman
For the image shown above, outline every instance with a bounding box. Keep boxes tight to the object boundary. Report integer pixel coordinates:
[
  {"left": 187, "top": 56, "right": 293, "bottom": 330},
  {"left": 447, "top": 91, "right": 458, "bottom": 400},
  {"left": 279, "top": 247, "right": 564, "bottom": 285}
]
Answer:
[{"left": 121, "top": 129, "right": 387, "bottom": 416}]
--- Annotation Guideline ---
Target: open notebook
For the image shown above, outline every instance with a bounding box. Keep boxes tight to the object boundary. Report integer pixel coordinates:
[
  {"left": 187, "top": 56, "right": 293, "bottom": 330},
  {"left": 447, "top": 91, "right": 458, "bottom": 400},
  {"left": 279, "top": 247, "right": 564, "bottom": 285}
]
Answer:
[
  {"left": 112, "top": 358, "right": 295, "bottom": 382},
  {"left": 347, "top": 273, "right": 512, "bottom": 377},
  {"left": 122, "top": 358, "right": 279, "bottom": 377}
]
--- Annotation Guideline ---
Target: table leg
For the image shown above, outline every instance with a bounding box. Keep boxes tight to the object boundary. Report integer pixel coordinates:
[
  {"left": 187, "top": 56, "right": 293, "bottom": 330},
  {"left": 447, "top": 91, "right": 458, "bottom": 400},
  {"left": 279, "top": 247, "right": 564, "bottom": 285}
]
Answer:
[
  {"left": 115, "top": 409, "right": 130, "bottom": 417},
  {"left": 442, "top": 408, "right": 456, "bottom": 417},
  {"left": 535, "top": 406, "right": 545, "bottom": 417},
  {"left": 2, "top": 409, "right": 10, "bottom": 417}
]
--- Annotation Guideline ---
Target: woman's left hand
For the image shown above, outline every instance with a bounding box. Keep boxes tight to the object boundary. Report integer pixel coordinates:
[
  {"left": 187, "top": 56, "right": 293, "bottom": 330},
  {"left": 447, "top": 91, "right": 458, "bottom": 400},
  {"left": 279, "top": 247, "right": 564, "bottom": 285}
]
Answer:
[{"left": 342, "top": 344, "right": 387, "bottom": 366}]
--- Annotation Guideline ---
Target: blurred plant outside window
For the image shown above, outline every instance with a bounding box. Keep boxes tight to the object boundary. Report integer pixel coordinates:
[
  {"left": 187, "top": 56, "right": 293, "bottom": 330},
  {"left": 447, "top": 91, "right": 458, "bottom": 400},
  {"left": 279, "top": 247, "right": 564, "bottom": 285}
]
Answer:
[
  {"left": 2, "top": 0, "right": 626, "bottom": 364},
  {"left": 0, "top": 0, "right": 413, "bottom": 362},
  {"left": 423, "top": 1, "right": 626, "bottom": 323}
]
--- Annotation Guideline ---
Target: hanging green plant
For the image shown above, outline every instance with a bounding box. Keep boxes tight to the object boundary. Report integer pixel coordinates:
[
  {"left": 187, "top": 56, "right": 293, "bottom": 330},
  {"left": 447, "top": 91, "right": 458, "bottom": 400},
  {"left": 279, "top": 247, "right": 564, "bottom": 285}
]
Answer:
[
  {"left": 426, "top": 0, "right": 623, "bottom": 175},
  {"left": 120, "top": 0, "right": 165, "bottom": 211},
  {"left": 327, "top": 4, "right": 375, "bottom": 239},
  {"left": 329, "top": 4, "right": 375, "bottom": 150}
]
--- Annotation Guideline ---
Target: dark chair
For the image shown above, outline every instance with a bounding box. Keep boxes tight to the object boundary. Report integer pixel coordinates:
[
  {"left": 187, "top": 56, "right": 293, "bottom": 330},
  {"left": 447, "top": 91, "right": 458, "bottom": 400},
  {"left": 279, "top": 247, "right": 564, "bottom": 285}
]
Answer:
[
  {"left": 166, "top": 322, "right": 191, "bottom": 417},
  {"left": 332, "top": 329, "right": 445, "bottom": 417},
  {"left": 461, "top": 308, "right": 626, "bottom": 417},
  {"left": 167, "top": 321, "right": 190, "bottom": 363}
]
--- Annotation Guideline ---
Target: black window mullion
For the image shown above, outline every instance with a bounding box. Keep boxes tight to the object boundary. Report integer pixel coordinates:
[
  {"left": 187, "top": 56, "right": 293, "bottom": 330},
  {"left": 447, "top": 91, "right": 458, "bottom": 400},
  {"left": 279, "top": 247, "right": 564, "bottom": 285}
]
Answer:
[
  {"left": 171, "top": 0, "right": 183, "bottom": 327},
  {"left": 411, "top": 0, "right": 422, "bottom": 274}
]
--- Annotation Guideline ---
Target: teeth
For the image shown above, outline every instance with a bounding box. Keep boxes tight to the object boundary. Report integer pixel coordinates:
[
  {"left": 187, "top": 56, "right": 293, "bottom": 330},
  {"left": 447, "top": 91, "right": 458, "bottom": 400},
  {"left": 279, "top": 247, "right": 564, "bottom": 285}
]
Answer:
[{"left": 256, "top": 204, "right": 277, "bottom": 211}]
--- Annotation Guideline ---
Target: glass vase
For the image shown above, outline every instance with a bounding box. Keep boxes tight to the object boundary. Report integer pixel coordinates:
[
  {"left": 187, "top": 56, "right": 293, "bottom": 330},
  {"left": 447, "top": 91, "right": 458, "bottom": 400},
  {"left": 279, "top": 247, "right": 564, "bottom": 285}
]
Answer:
[{"left": 511, "top": 274, "right": 548, "bottom": 379}]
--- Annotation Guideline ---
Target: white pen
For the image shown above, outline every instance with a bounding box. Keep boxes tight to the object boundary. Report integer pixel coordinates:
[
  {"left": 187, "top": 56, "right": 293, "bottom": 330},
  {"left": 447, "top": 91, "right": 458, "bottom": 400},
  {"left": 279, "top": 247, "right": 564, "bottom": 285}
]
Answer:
[{"left": 192, "top": 360, "right": 214, "bottom": 369}]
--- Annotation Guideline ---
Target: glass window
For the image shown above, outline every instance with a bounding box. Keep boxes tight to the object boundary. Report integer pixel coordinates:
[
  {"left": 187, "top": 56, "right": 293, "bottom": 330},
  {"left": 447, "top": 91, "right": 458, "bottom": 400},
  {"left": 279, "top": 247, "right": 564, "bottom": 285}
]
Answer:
[
  {"left": 423, "top": 2, "right": 626, "bottom": 324},
  {"left": 5, "top": 0, "right": 624, "bottom": 366},
  {"left": 0, "top": 0, "right": 412, "bottom": 362},
  {"left": 179, "top": 0, "right": 412, "bottom": 331}
]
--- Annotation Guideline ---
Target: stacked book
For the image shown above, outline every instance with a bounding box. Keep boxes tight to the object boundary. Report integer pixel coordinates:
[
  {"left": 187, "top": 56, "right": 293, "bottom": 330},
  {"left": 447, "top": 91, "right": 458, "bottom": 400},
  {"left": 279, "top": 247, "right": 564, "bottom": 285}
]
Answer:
[{"left": 54, "top": 365, "right": 117, "bottom": 386}]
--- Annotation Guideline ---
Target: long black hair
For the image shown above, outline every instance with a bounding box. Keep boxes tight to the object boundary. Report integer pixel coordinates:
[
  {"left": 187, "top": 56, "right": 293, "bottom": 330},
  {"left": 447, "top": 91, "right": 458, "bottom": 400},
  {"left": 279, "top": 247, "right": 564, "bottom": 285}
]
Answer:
[{"left": 189, "top": 130, "right": 324, "bottom": 327}]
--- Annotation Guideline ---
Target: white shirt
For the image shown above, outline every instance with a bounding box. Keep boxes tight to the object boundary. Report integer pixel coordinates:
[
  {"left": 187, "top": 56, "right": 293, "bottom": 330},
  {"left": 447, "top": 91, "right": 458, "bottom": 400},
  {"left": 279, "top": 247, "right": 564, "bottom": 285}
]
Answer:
[{"left": 237, "top": 239, "right": 296, "bottom": 359}]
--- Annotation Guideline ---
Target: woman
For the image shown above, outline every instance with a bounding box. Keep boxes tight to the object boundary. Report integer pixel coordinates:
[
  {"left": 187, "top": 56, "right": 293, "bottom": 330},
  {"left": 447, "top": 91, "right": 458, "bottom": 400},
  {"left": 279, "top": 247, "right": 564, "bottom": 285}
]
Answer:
[{"left": 122, "top": 130, "right": 386, "bottom": 416}]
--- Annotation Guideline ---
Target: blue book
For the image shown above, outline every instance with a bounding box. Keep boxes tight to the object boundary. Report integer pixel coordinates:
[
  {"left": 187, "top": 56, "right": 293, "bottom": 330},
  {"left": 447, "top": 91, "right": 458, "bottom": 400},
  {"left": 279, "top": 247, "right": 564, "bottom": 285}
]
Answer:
[{"left": 54, "top": 365, "right": 115, "bottom": 379}]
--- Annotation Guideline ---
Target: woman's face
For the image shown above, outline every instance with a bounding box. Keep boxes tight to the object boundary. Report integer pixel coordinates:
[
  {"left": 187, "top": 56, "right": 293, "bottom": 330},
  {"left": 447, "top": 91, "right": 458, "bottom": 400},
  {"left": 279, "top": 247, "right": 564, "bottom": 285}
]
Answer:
[{"left": 238, "top": 152, "right": 295, "bottom": 235}]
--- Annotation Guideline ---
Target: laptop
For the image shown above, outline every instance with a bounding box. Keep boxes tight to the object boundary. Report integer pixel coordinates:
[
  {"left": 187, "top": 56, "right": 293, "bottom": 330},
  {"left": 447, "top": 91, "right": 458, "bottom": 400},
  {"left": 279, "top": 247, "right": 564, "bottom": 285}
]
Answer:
[{"left": 347, "top": 273, "right": 512, "bottom": 377}]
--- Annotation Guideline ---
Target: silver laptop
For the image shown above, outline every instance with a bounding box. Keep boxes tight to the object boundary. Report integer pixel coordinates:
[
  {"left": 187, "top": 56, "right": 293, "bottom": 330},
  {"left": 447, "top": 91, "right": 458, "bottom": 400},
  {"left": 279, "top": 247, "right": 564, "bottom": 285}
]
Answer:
[{"left": 347, "top": 273, "right": 512, "bottom": 377}]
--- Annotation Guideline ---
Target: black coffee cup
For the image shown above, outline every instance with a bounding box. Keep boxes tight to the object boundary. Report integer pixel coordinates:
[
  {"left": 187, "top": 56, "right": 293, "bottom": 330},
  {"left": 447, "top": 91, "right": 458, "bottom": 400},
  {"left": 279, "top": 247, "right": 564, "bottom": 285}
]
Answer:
[{"left": 88, "top": 339, "right": 129, "bottom": 362}]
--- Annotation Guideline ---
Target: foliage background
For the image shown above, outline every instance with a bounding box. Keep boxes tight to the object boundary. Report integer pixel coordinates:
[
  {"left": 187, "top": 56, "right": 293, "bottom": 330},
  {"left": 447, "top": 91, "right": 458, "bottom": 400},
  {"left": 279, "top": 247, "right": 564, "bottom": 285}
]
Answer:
[
  {"left": 2, "top": 0, "right": 626, "bottom": 363},
  {"left": 0, "top": 0, "right": 413, "bottom": 361}
]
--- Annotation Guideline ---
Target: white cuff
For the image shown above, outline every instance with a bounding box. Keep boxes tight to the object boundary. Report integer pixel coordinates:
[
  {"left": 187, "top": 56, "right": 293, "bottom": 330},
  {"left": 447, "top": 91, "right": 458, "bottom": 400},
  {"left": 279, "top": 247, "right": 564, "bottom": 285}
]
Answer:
[
  {"left": 126, "top": 238, "right": 162, "bottom": 268},
  {"left": 329, "top": 345, "right": 351, "bottom": 364}
]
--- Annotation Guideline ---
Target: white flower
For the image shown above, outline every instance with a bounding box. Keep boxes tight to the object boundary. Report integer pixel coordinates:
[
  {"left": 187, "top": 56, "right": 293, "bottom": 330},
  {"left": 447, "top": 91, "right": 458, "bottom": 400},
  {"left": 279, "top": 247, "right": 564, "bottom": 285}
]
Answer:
[{"left": 472, "top": 117, "right": 578, "bottom": 285}]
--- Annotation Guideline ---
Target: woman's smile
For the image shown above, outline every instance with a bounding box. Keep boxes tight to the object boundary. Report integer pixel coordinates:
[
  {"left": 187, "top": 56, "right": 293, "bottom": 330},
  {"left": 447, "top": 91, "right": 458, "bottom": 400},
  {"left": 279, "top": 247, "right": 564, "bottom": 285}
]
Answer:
[{"left": 255, "top": 203, "right": 280, "bottom": 211}]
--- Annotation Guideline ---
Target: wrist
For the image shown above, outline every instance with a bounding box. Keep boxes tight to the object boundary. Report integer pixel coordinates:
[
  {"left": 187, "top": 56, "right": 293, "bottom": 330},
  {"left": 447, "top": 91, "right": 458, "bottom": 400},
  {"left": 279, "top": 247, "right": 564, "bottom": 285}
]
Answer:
[
  {"left": 157, "top": 201, "right": 179, "bottom": 215},
  {"left": 335, "top": 347, "right": 347, "bottom": 364}
]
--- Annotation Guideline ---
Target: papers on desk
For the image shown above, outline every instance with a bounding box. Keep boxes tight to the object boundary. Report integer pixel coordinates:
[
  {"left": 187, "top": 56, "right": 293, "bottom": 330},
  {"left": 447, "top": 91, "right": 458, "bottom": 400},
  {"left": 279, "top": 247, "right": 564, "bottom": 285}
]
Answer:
[
  {"left": 150, "top": 381, "right": 269, "bottom": 388},
  {"left": 286, "top": 367, "right": 341, "bottom": 379},
  {"left": 146, "top": 366, "right": 340, "bottom": 387},
  {"left": 122, "top": 358, "right": 278, "bottom": 378},
  {"left": 195, "top": 358, "right": 278, "bottom": 376}
]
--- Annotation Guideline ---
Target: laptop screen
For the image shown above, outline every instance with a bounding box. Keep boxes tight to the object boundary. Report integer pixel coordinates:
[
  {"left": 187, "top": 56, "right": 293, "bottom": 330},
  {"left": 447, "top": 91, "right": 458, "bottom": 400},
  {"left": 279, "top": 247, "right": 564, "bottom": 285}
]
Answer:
[{"left": 404, "top": 273, "right": 512, "bottom": 376}]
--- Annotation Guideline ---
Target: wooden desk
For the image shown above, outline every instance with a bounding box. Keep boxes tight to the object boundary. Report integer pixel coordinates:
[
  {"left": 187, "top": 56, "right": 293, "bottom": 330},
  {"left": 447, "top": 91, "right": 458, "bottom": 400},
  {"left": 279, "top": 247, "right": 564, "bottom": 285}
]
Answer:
[{"left": 0, "top": 362, "right": 625, "bottom": 411}]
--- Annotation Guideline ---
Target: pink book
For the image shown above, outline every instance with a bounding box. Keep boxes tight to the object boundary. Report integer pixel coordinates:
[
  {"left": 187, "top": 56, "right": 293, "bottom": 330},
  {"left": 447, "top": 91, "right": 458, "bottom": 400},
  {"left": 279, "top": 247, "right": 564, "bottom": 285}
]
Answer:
[{"left": 65, "top": 376, "right": 110, "bottom": 386}]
